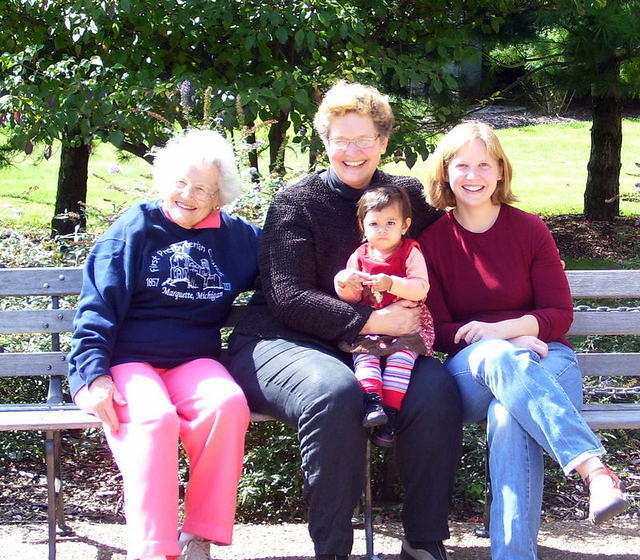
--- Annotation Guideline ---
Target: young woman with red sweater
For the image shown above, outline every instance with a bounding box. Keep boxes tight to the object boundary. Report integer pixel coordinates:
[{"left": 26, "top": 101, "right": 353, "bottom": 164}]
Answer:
[{"left": 419, "top": 121, "right": 629, "bottom": 560}]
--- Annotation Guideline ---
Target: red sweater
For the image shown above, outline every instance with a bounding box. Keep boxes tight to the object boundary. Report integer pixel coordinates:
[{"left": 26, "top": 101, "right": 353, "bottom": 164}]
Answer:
[{"left": 418, "top": 204, "right": 573, "bottom": 355}]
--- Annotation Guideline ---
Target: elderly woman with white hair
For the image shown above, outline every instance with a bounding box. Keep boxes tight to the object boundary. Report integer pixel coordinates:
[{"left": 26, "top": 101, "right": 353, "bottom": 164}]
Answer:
[{"left": 68, "top": 129, "right": 260, "bottom": 560}]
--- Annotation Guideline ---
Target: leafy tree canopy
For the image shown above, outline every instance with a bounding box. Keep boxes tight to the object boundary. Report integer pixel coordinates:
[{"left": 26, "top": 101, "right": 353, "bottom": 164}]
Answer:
[{"left": 1, "top": 0, "right": 511, "bottom": 168}]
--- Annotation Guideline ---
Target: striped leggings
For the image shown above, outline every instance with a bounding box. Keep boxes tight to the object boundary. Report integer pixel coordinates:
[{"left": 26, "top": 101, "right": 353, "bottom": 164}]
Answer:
[{"left": 353, "top": 350, "right": 418, "bottom": 410}]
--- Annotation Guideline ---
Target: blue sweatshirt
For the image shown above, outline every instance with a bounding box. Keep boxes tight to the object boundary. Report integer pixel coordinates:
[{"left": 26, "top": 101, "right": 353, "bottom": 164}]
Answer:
[{"left": 68, "top": 200, "right": 260, "bottom": 397}]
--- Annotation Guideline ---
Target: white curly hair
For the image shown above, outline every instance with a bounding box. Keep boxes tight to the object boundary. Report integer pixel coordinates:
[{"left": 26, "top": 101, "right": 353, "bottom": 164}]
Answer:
[{"left": 152, "top": 129, "right": 242, "bottom": 206}]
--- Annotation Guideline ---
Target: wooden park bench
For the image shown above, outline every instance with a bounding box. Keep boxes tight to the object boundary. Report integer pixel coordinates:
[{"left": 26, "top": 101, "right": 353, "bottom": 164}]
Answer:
[
  {"left": 474, "top": 269, "right": 640, "bottom": 536},
  {"left": 1, "top": 267, "right": 639, "bottom": 559},
  {"left": 0, "top": 266, "right": 379, "bottom": 560}
]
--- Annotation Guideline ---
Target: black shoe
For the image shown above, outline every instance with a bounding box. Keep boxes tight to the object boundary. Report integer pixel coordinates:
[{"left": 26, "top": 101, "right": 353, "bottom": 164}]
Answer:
[
  {"left": 400, "top": 539, "right": 448, "bottom": 560},
  {"left": 370, "top": 406, "right": 397, "bottom": 448},
  {"left": 316, "top": 555, "right": 348, "bottom": 560},
  {"left": 362, "top": 392, "right": 387, "bottom": 428}
]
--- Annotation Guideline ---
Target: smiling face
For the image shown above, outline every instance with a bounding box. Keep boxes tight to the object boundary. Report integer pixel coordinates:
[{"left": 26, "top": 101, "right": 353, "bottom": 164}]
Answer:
[
  {"left": 162, "top": 162, "right": 221, "bottom": 229},
  {"left": 446, "top": 138, "right": 503, "bottom": 212},
  {"left": 362, "top": 202, "right": 411, "bottom": 257},
  {"left": 325, "top": 112, "right": 389, "bottom": 190}
]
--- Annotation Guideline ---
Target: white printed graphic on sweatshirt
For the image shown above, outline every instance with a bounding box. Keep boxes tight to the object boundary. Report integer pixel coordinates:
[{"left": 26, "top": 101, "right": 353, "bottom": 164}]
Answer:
[{"left": 147, "top": 241, "right": 231, "bottom": 301}]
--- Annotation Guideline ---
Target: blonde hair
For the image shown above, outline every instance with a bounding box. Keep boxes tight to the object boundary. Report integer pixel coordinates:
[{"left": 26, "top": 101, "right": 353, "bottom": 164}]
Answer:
[
  {"left": 313, "top": 81, "right": 395, "bottom": 140},
  {"left": 152, "top": 129, "right": 241, "bottom": 206},
  {"left": 426, "top": 121, "right": 516, "bottom": 209}
]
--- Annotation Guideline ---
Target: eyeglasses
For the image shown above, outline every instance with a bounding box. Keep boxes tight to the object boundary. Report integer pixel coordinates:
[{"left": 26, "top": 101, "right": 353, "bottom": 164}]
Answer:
[
  {"left": 173, "top": 181, "right": 219, "bottom": 202},
  {"left": 328, "top": 135, "right": 380, "bottom": 150}
]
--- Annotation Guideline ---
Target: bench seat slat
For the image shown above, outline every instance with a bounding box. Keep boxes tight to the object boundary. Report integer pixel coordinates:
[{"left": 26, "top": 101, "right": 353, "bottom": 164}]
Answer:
[
  {"left": 0, "top": 403, "right": 273, "bottom": 431},
  {"left": 577, "top": 353, "right": 640, "bottom": 377},
  {"left": 567, "top": 270, "right": 640, "bottom": 298},
  {"left": 0, "top": 404, "right": 101, "bottom": 431},
  {"left": 582, "top": 403, "right": 640, "bottom": 430},
  {"left": 569, "top": 311, "right": 640, "bottom": 336},
  {"left": 0, "top": 267, "right": 83, "bottom": 297}
]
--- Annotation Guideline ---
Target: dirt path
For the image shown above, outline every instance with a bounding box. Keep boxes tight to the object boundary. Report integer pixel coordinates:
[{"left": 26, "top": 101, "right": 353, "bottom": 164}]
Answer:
[{"left": 1, "top": 518, "right": 639, "bottom": 560}]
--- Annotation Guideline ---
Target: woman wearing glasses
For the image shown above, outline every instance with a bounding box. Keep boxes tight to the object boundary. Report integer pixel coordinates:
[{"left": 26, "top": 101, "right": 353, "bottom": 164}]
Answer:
[
  {"left": 227, "top": 81, "right": 462, "bottom": 560},
  {"left": 68, "top": 129, "right": 260, "bottom": 560}
]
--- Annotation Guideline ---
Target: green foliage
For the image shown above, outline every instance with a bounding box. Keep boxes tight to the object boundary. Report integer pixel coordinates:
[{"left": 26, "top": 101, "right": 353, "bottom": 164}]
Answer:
[
  {"left": 0, "top": 227, "right": 74, "bottom": 266},
  {"left": 452, "top": 425, "right": 489, "bottom": 516},
  {"left": 0, "top": 1, "right": 175, "bottom": 155},
  {"left": 237, "top": 422, "right": 305, "bottom": 521},
  {"left": 489, "top": 1, "right": 640, "bottom": 101},
  {"left": 1, "top": 0, "right": 518, "bottom": 181}
]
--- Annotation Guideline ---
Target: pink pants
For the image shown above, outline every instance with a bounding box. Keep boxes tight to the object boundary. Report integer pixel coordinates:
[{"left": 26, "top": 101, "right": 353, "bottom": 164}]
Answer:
[{"left": 75, "top": 358, "right": 250, "bottom": 560}]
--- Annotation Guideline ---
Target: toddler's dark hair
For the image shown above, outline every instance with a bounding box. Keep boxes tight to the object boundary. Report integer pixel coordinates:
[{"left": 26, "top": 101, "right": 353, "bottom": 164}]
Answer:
[{"left": 356, "top": 185, "right": 412, "bottom": 230}]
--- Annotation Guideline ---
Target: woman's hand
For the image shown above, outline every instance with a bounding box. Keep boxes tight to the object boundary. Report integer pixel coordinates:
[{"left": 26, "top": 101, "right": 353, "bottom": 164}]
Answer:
[
  {"left": 508, "top": 335, "right": 549, "bottom": 357},
  {"left": 361, "top": 299, "right": 421, "bottom": 336},
  {"left": 454, "top": 315, "right": 540, "bottom": 345},
  {"left": 86, "top": 375, "right": 126, "bottom": 433},
  {"left": 454, "top": 320, "right": 505, "bottom": 345}
]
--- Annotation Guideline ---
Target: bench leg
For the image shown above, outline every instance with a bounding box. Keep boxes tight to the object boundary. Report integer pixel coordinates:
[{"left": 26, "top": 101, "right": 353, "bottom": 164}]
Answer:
[
  {"left": 361, "top": 439, "right": 380, "bottom": 560},
  {"left": 44, "top": 431, "right": 57, "bottom": 560},
  {"left": 474, "top": 438, "right": 491, "bottom": 538},
  {"left": 52, "top": 431, "right": 74, "bottom": 537}
]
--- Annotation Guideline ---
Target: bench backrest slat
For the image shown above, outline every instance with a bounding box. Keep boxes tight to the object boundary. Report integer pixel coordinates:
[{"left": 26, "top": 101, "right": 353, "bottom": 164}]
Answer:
[
  {"left": 566, "top": 269, "right": 640, "bottom": 298},
  {"left": 0, "top": 267, "right": 83, "bottom": 296},
  {"left": 0, "top": 310, "right": 76, "bottom": 334},
  {"left": 0, "top": 352, "right": 68, "bottom": 377},
  {"left": 577, "top": 353, "right": 640, "bottom": 377},
  {"left": 569, "top": 312, "right": 640, "bottom": 336},
  {"left": 0, "top": 268, "right": 638, "bottom": 383},
  {"left": 0, "top": 306, "right": 245, "bottom": 335},
  {"left": 0, "top": 268, "right": 637, "bottom": 296}
]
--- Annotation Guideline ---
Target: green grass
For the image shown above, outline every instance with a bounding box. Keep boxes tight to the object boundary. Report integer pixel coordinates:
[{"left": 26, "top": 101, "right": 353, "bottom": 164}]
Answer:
[
  {"left": 2, "top": 118, "right": 640, "bottom": 231},
  {"left": 564, "top": 258, "right": 621, "bottom": 270},
  {"left": 0, "top": 141, "right": 152, "bottom": 230}
]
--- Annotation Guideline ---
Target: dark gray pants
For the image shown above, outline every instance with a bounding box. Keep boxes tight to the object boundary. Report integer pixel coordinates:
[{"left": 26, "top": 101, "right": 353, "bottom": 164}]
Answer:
[{"left": 227, "top": 335, "right": 463, "bottom": 556}]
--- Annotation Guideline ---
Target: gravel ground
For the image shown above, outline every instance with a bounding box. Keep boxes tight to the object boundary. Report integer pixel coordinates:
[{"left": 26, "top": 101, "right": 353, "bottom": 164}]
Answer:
[{"left": 1, "top": 518, "right": 639, "bottom": 560}]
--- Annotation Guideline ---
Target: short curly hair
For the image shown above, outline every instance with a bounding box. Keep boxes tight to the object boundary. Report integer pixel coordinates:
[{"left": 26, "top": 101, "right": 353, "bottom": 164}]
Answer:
[
  {"left": 152, "top": 129, "right": 241, "bottom": 207},
  {"left": 426, "top": 120, "right": 516, "bottom": 209},
  {"left": 313, "top": 81, "right": 395, "bottom": 141}
]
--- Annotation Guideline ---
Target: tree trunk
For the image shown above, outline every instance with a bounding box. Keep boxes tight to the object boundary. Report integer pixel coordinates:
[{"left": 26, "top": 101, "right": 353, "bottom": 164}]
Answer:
[
  {"left": 584, "top": 61, "right": 622, "bottom": 221},
  {"left": 51, "top": 141, "right": 90, "bottom": 236},
  {"left": 268, "top": 112, "right": 289, "bottom": 175},
  {"left": 246, "top": 122, "right": 260, "bottom": 181}
]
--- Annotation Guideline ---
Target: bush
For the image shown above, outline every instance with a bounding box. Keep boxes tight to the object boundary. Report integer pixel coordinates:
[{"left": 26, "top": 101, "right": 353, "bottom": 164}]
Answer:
[{"left": 237, "top": 422, "right": 305, "bottom": 522}]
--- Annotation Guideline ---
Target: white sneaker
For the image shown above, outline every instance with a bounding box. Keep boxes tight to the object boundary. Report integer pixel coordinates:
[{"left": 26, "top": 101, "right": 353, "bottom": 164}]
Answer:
[{"left": 180, "top": 537, "right": 211, "bottom": 560}]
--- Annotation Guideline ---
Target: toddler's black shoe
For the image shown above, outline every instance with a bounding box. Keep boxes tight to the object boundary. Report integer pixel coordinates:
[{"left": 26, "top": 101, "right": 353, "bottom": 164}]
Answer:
[
  {"left": 371, "top": 406, "right": 397, "bottom": 448},
  {"left": 362, "top": 392, "right": 387, "bottom": 428}
]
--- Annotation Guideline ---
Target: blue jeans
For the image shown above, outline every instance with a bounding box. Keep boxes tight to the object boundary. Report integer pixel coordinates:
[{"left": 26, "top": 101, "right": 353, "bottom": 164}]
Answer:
[
  {"left": 445, "top": 340, "right": 605, "bottom": 560},
  {"left": 227, "top": 334, "right": 463, "bottom": 556}
]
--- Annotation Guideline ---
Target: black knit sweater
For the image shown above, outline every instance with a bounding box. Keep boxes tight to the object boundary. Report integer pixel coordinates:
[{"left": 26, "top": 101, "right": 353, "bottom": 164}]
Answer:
[{"left": 232, "top": 170, "right": 442, "bottom": 350}]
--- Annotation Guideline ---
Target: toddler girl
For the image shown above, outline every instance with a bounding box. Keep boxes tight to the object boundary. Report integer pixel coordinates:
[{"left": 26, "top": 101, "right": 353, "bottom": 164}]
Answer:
[{"left": 334, "top": 185, "right": 434, "bottom": 447}]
